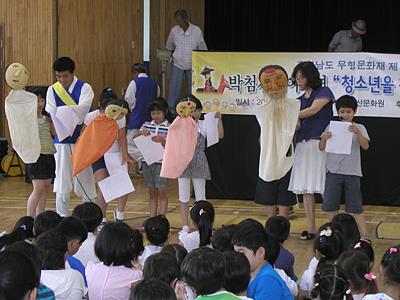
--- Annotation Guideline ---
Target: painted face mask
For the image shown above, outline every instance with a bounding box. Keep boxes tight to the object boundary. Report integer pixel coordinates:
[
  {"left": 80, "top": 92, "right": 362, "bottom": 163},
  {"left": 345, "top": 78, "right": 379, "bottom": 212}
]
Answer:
[
  {"left": 259, "top": 68, "right": 288, "bottom": 100},
  {"left": 105, "top": 104, "right": 128, "bottom": 121},
  {"left": 6, "top": 63, "right": 29, "bottom": 90}
]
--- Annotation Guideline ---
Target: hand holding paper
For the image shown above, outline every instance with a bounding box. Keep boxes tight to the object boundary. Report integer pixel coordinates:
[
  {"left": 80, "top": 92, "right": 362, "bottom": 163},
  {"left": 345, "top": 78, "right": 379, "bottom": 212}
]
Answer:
[
  {"left": 50, "top": 106, "right": 80, "bottom": 141},
  {"left": 325, "top": 121, "right": 353, "bottom": 155},
  {"left": 204, "top": 112, "right": 219, "bottom": 147},
  {"left": 134, "top": 134, "right": 165, "bottom": 165}
]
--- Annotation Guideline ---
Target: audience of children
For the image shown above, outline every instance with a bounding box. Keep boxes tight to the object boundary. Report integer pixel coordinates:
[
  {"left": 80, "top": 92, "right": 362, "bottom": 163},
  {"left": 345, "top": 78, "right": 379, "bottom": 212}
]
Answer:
[
  {"left": 57, "top": 216, "right": 88, "bottom": 285},
  {"left": 232, "top": 222, "right": 292, "bottom": 300},
  {"left": 336, "top": 250, "right": 378, "bottom": 299},
  {"left": 0, "top": 216, "right": 34, "bottom": 251},
  {"left": 36, "top": 229, "right": 86, "bottom": 300},
  {"left": 364, "top": 245, "right": 400, "bottom": 300},
  {"left": 86, "top": 222, "right": 143, "bottom": 300},
  {"left": 131, "top": 278, "right": 177, "bottom": 300},
  {"left": 2, "top": 204, "right": 400, "bottom": 300},
  {"left": 265, "top": 216, "right": 296, "bottom": 280},
  {"left": 72, "top": 202, "right": 103, "bottom": 266},
  {"left": 139, "top": 214, "right": 170, "bottom": 266},
  {"left": 299, "top": 222, "right": 344, "bottom": 299},
  {"left": 179, "top": 200, "right": 215, "bottom": 252}
]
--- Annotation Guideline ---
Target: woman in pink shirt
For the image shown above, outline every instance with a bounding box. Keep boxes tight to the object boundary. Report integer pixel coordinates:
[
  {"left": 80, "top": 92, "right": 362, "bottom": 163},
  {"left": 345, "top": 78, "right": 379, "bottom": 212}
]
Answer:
[{"left": 86, "top": 222, "right": 144, "bottom": 300}]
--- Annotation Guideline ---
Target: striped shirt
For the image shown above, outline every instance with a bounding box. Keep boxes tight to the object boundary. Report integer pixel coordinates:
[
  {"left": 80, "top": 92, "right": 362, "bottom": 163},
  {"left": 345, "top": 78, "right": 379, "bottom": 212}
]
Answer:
[
  {"left": 38, "top": 116, "right": 56, "bottom": 155},
  {"left": 140, "top": 120, "right": 170, "bottom": 140}
]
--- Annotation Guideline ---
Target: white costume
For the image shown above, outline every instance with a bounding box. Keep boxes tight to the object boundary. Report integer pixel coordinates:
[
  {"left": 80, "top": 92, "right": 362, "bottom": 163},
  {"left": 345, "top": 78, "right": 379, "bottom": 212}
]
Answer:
[
  {"left": 4, "top": 63, "right": 41, "bottom": 164},
  {"left": 257, "top": 97, "right": 300, "bottom": 181},
  {"left": 46, "top": 76, "right": 96, "bottom": 216}
]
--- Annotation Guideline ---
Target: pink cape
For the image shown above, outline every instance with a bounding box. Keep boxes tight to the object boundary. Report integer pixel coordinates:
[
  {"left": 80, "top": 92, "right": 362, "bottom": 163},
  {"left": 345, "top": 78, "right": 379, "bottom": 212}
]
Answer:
[{"left": 160, "top": 116, "right": 198, "bottom": 178}]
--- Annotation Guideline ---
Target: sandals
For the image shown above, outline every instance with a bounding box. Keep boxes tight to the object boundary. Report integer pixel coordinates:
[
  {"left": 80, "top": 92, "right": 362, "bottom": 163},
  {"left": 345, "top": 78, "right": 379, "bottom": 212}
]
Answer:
[{"left": 299, "top": 231, "right": 316, "bottom": 240}]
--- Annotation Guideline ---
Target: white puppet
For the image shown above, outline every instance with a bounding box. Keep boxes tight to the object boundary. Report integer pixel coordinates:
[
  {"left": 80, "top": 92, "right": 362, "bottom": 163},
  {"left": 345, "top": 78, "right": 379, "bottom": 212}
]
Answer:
[{"left": 5, "top": 63, "right": 41, "bottom": 164}]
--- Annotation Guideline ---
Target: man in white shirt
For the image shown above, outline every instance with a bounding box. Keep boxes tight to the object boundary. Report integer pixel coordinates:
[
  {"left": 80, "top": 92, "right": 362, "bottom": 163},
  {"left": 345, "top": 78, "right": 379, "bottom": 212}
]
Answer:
[
  {"left": 45, "top": 57, "right": 96, "bottom": 217},
  {"left": 328, "top": 19, "right": 366, "bottom": 52},
  {"left": 166, "top": 9, "right": 207, "bottom": 113}
]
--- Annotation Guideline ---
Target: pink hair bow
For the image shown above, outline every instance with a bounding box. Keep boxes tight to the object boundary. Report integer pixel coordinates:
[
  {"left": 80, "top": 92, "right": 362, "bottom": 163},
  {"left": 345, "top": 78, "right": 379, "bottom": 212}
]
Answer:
[
  {"left": 389, "top": 247, "right": 398, "bottom": 254},
  {"left": 364, "top": 273, "right": 376, "bottom": 281}
]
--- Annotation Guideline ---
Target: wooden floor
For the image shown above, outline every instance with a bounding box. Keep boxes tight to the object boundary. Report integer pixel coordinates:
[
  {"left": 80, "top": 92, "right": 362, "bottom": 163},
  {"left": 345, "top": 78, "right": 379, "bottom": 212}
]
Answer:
[{"left": 1, "top": 174, "right": 400, "bottom": 277}]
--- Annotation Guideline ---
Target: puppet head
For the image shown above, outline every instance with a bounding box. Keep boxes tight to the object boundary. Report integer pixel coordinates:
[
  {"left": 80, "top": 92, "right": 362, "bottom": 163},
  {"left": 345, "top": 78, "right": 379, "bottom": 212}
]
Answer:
[
  {"left": 104, "top": 99, "right": 128, "bottom": 121},
  {"left": 176, "top": 98, "right": 196, "bottom": 117},
  {"left": 258, "top": 65, "right": 288, "bottom": 100},
  {"left": 5, "top": 63, "right": 29, "bottom": 90}
]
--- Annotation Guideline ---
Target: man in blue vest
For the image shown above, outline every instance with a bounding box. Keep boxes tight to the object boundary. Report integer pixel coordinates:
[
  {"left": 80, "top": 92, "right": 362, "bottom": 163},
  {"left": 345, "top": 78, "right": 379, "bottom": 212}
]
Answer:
[
  {"left": 45, "top": 57, "right": 96, "bottom": 217},
  {"left": 125, "top": 63, "right": 159, "bottom": 167}
]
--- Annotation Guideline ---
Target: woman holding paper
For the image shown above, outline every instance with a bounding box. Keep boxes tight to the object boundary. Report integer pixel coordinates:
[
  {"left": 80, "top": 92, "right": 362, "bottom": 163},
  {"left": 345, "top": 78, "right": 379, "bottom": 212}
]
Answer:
[{"left": 288, "top": 61, "right": 335, "bottom": 240}]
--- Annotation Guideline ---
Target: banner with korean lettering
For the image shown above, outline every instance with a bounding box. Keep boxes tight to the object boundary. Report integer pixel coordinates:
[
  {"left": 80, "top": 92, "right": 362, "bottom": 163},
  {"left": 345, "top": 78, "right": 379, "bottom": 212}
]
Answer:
[{"left": 192, "top": 52, "right": 400, "bottom": 117}]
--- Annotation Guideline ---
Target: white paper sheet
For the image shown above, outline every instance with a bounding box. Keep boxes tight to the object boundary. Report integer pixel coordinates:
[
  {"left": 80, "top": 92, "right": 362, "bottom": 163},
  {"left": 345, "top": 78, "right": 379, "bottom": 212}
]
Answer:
[
  {"left": 133, "top": 134, "right": 165, "bottom": 165},
  {"left": 325, "top": 121, "right": 353, "bottom": 155},
  {"left": 98, "top": 172, "right": 135, "bottom": 203},
  {"left": 104, "top": 152, "right": 128, "bottom": 175},
  {"left": 49, "top": 106, "right": 79, "bottom": 141},
  {"left": 204, "top": 112, "right": 219, "bottom": 147}
]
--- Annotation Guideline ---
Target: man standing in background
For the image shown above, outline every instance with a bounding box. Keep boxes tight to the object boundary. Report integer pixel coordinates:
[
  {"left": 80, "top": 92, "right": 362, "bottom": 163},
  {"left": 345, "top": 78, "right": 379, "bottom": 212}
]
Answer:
[
  {"left": 166, "top": 9, "right": 207, "bottom": 114},
  {"left": 328, "top": 19, "right": 366, "bottom": 52}
]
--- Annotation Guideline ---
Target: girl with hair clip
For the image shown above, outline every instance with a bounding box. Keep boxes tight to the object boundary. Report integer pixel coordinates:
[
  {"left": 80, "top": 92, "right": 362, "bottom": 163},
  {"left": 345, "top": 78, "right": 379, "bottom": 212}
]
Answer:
[
  {"left": 310, "top": 263, "right": 351, "bottom": 300},
  {"left": 298, "top": 223, "right": 344, "bottom": 299},
  {"left": 0, "top": 216, "right": 34, "bottom": 251},
  {"left": 363, "top": 245, "right": 400, "bottom": 300},
  {"left": 336, "top": 250, "right": 378, "bottom": 300},
  {"left": 179, "top": 200, "right": 215, "bottom": 253},
  {"left": 353, "top": 239, "right": 375, "bottom": 267}
]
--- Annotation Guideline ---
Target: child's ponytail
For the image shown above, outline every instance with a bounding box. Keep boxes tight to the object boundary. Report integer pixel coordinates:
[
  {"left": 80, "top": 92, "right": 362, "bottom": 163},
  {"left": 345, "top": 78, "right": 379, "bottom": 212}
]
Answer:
[{"left": 190, "top": 201, "right": 215, "bottom": 247}]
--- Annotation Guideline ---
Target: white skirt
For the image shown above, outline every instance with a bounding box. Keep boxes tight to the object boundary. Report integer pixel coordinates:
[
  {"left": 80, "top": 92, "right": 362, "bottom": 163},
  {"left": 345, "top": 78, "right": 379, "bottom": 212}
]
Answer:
[{"left": 289, "top": 140, "right": 326, "bottom": 194}]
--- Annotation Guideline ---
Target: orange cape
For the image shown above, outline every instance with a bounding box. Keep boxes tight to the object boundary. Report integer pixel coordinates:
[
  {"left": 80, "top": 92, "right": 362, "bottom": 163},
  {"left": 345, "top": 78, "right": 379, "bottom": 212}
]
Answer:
[{"left": 72, "top": 114, "right": 118, "bottom": 176}]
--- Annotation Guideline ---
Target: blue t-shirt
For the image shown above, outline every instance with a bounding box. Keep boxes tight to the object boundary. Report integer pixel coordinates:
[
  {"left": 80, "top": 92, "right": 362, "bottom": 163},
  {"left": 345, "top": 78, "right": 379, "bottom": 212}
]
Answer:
[
  {"left": 37, "top": 283, "right": 56, "bottom": 299},
  {"left": 296, "top": 86, "right": 334, "bottom": 143},
  {"left": 274, "top": 247, "right": 296, "bottom": 280},
  {"left": 67, "top": 255, "right": 87, "bottom": 286},
  {"left": 247, "top": 263, "right": 293, "bottom": 300}
]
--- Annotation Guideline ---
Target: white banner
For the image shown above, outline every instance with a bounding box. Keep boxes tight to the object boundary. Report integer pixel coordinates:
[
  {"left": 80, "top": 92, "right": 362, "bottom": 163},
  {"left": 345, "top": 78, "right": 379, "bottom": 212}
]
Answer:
[{"left": 192, "top": 52, "right": 400, "bottom": 117}]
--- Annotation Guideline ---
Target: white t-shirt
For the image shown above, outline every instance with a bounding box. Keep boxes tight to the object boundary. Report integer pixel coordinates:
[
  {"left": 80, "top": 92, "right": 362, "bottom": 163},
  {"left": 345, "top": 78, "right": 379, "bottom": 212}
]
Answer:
[
  {"left": 138, "top": 244, "right": 163, "bottom": 267},
  {"left": 41, "top": 269, "right": 86, "bottom": 300},
  {"left": 299, "top": 257, "right": 319, "bottom": 296},
  {"left": 84, "top": 109, "right": 126, "bottom": 153},
  {"left": 179, "top": 231, "right": 200, "bottom": 253},
  {"left": 73, "top": 232, "right": 99, "bottom": 267},
  {"left": 274, "top": 268, "right": 298, "bottom": 296},
  {"left": 363, "top": 293, "right": 395, "bottom": 300}
]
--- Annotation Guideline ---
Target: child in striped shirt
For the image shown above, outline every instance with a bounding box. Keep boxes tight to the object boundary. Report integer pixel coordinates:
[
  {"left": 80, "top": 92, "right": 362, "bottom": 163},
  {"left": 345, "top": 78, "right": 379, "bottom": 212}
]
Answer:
[{"left": 138, "top": 98, "right": 170, "bottom": 217}]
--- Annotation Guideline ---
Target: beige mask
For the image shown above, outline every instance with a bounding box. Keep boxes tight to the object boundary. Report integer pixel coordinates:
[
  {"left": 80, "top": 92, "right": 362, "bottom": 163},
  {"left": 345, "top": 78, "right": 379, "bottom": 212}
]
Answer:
[
  {"left": 105, "top": 104, "right": 128, "bottom": 121},
  {"left": 176, "top": 99, "right": 196, "bottom": 117},
  {"left": 5, "top": 63, "right": 29, "bottom": 90}
]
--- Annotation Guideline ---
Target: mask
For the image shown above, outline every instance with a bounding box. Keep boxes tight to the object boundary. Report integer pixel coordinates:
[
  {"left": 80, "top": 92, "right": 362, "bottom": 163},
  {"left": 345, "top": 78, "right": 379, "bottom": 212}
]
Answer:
[
  {"left": 6, "top": 63, "right": 29, "bottom": 90},
  {"left": 105, "top": 104, "right": 128, "bottom": 120},
  {"left": 176, "top": 100, "right": 196, "bottom": 117}
]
